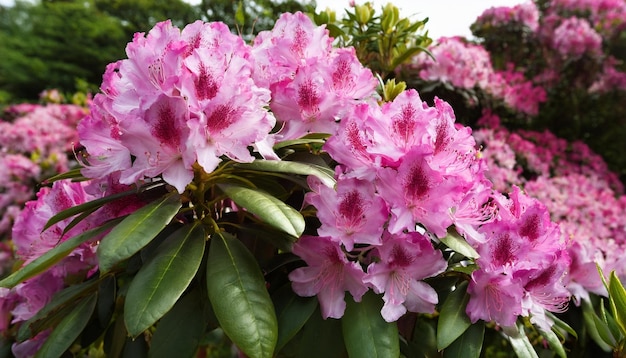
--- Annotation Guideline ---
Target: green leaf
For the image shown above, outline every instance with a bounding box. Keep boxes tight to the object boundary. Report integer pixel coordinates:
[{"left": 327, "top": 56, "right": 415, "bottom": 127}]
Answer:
[
  {"left": 406, "top": 317, "right": 438, "bottom": 358},
  {"left": 97, "top": 193, "right": 181, "bottom": 273},
  {"left": 234, "top": 159, "right": 335, "bottom": 188},
  {"left": 273, "top": 285, "right": 318, "bottom": 352},
  {"left": 0, "top": 220, "right": 119, "bottom": 288},
  {"left": 581, "top": 298, "right": 613, "bottom": 352},
  {"left": 234, "top": 0, "right": 244, "bottom": 26},
  {"left": 537, "top": 326, "right": 567, "bottom": 358},
  {"left": 440, "top": 230, "right": 479, "bottom": 259},
  {"left": 149, "top": 288, "right": 206, "bottom": 358},
  {"left": 43, "top": 168, "right": 85, "bottom": 184},
  {"left": 218, "top": 184, "right": 304, "bottom": 238},
  {"left": 609, "top": 271, "right": 626, "bottom": 337},
  {"left": 443, "top": 321, "right": 484, "bottom": 358},
  {"left": 34, "top": 293, "right": 97, "bottom": 358},
  {"left": 17, "top": 279, "right": 100, "bottom": 341},
  {"left": 206, "top": 231, "right": 277, "bottom": 358},
  {"left": 437, "top": 281, "right": 471, "bottom": 350},
  {"left": 296, "top": 307, "right": 346, "bottom": 358},
  {"left": 124, "top": 223, "right": 206, "bottom": 337},
  {"left": 506, "top": 322, "right": 539, "bottom": 358},
  {"left": 44, "top": 188, "right": 138, "bottom": 231},
  {"left": 546, "top": 311, "right": 577, "bottom": 340},
  {"left": 342, "top": 291, "right": 400, "bottom": 358}
]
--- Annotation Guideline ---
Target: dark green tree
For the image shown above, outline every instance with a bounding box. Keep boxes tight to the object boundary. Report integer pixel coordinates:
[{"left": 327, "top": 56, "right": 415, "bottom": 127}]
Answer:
[
  {"left": 0, "top": 0, "right": 128, "bottom": 102},
  {"left": 199, "top": 0, "right": 316, "bottom": 39}
]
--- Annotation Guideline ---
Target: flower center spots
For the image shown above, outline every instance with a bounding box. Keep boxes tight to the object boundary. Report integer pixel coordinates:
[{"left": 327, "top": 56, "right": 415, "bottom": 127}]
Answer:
[
  {"left": 485, "top": 283, "right": 504, "bottom": 312},
  {"left": 492, "top": 234, "right": 515, "bottom": 266},
  {"left": 338, "top": 190, "right": 365, "bottom": 230},
  {"left": 519, "top": 213, "right": 542, "bottom": 242},
  {"left": 195, "top": 63, "right": 218, "bottom": 100},
  {"left": 186, "top": 33, "right": 202, "bottom": 57},
  {"left": 404, "top": 165, "right": 430, "bottom": 200},
  {"left": 53, "top": 191, "right": 72, "bottom": 211},
  {"left": 297, "top": 80, "right": 321, "bottom": 117},
  {"left": 206, "top": 104, "right": 236, "bottom": 132},
  {"left": 526, "top": 265, "right": 556, "bottom": 291},
  {"left": 148, "top": 58, "right": 165, "bottom": 88},
  {"left": 332, "top": 58, "right": 353, "bottom": 91},
  {"left": 389, "top": 244, "right": 415, "bottom": 268},
  {"left": 151, "top": 104, "right": 181, "bottom": 148},
  {"left": 346, "top": 122, "right": 367, "bottom": 154},
  {"left": 290, "top": 25, "right": 309, "bottom": 57},
  {"left": 434, "top": 119, "right": 451, "bottom": 154},
  {"left": 392, "top": 104, "right": 417, "bottom": 144}
]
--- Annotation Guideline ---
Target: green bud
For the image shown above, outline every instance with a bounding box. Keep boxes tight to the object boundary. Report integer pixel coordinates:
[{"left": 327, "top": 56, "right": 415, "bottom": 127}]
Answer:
[{"left": 355, "top": 4, "right": 372, "bottom": 25}]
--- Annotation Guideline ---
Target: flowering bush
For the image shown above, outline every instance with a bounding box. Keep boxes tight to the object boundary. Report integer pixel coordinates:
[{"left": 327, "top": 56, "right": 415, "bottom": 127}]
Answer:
[{"left": 0, "top": 6, "right": 587, "bottom": 358}]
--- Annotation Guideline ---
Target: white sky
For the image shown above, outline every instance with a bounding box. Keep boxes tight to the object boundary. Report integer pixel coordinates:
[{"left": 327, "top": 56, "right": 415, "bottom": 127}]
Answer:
[
  {"left": 315, "top": 0, "right": 526, "bottom": 38},
  {"left": 0, "top": 0, "right": 526, "bottom": 38}
]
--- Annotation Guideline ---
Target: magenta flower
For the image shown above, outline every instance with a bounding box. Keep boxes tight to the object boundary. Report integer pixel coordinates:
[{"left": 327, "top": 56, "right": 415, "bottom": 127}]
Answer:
[
  {"left": 364, "top": 232, "right": 447, "bottom": 322},
  {"left": 80, "top": 20, "right": 275, "bottom": 193},
  {"left": 253, "top": 13, "right": 377, "bottom": 141},
  {"left": 376, "top": 146, "right": 461, "bottom": 237},
  {"left": 305, "top": 176, "right": 388, "bottom": 250},
  {"left": 466, "top": 270, "right": 524, "bottom": 327},
  {"left": 289, "top": 235, "right": 367, "bottom": 319}
]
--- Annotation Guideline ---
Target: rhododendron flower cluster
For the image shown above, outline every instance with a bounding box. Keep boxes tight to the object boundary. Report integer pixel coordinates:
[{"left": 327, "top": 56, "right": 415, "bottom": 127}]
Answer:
[
  {"left": 0, "top": 10, "right": 583, "bottom": 357},
  {"left": 551, "top": 17, "right": 603, "bottom": 60},
  {"left": 550, "top": 0, "right": 626, "bottom": 37},
  {"left": 0, "top": 104, "right": 86, "bottom": 239},
  {"left": 80, "top": 20, "right": 276, "bottom": 193},
  {"left": 289, "top": 88, "right": 569, "bottom": 326},
  {"left": 412, "top": 37, "right": 494, "bottom": 89},
  {"left": 473, "top": 1, "right": 540, "bottom": 31},
  {"left": 473, "top": 112, "right": 626, "bottom": 306},
  {"left": 412, "top": 37, "right": 546, "bottom": 115},
  {"left": 2, "top": 175, "right": 144, "bottom": 355},
  {"left": 487, "top": 65, "right": 547, "bottom": 116},
  {"left": 252, "top": 12, "right": 378, "bottom": 141},
  {"left": 588, "top": 56, "right": 626, "bottom": 93}
]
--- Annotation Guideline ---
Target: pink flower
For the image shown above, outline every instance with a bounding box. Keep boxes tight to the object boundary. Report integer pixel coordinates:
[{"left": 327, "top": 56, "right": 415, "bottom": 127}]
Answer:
[
  {"left": 466, "top": 270, "right": 524, "bottom": 327},
  {"left": 376, "top": 146, "right": 463, "bottom": 237},
  {"left": 289, "top": 235, "right": 367, "bottom": 319},
  {"left": 364, "top": 232, "right": 447, "bottom": 322},
  {"left": 80, "top": 20, "right": 275, "bottom": 193},
  {"left": 552, "top": 17, "right": 603, "bottom": 60},
  {"left": 253, "top": 13, "right": 377, "bottom": 141},
  {"left": 305, "top": 176, "right": 388, "bottom": 250}
]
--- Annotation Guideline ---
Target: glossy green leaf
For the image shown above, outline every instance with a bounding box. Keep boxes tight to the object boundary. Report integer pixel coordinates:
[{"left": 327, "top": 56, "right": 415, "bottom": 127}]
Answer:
[
  {"left": 590, "top": 310, "right": 617, "bottom": 347},
  {"left": 124, "top": 223, "right": 205, "bottom": 337},
  {"left": 600, "top": 298, "right": 623, "bottom": 344},
  {"left": 546, "top": 311, "right": 577, "bottom": 340},
  {"left": 97, "top": 193, "right": 181, "bottom": 273},
  {"left": 149, "top": 288, "right": 206, "bottom": 358},
  {"left": 609, "top": 271, "right": 626, "bottom": 337},
  {"left": 296, "top": 307, "right": 346, "bottom": 358},
  {"left": 406, "top": 318, "right": 438, "bottom": 358},
  {"left": 538, "top": 326, "right": 567, "bottom": 358},
  {"left": 43, "top": 168, "right": 85, "bottom": 184},
  {"left": 0, "top": 220, "right": 119, "bottom": 288},
  {"left": 44, "top": 188, "right": 137, "bottom": 230},
  {"left": 581, "top": 298, "right": 613, "bottom": 352},
  {"left": 273, "top": 285, "right": 318, "bottom": 352},
  {"left": 443, "top": 321, "right": 484, "bottom": 358},
  {"left": 234, "top": 159, "right": 335, "bottom": 188},
  {"left": 17, "top": 279, "right": 99, "bottom": 341},
  {"left": 34, "top": 293, "right": 97, "bottom": 358},
  {"left": 507, "top": 322, "right": 539, "bottom": 358},
  {"left": 440, "top": 230, "right": 479, "bottom": 259},
  {"left": 437, "top": 281, "right": 471, "bottom": 350},
  {"left": 342, "top": 292, "right": 400, "bottom": 358},
  {"left": 218, "top": 184, "right": 304, "bottom": 238},
  {"left": 206, "top": 232, "right": 277, "bottom": 358}
]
